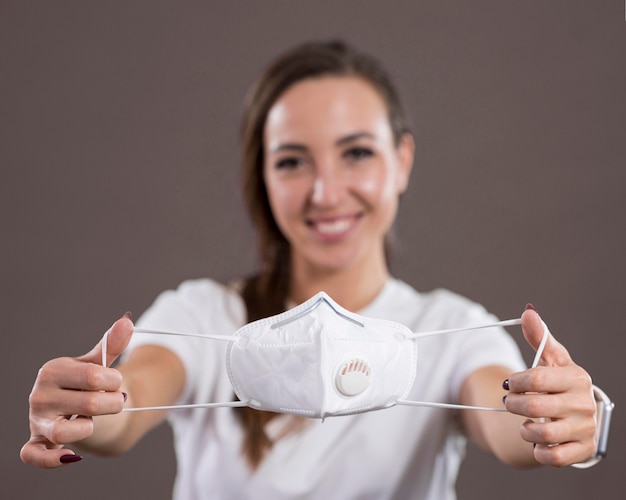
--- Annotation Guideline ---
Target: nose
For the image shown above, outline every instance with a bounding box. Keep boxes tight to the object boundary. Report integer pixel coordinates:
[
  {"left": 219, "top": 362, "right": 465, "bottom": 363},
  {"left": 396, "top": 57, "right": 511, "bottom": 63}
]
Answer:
[{"left": 311, "top": 166, "right": 343, "bottom": 207}]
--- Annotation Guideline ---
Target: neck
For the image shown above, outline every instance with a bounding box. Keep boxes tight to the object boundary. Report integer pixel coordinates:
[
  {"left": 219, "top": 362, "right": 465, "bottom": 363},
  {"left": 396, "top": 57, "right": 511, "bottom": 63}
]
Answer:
[{"left": 288, "top": 255, "right": 389, "bottom": 312}]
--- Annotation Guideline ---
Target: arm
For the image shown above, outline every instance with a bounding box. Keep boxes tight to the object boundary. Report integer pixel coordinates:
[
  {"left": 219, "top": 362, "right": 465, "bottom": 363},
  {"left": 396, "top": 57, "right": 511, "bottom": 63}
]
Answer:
[
  {"left": 460, "top": 306, "right": 597, "bottom": 468},
  {"left": 460, "top": 365, "right": 537, "bottom": 467},
  {"left": 20, "top": 314, "right": 185, "bottom": 467}
]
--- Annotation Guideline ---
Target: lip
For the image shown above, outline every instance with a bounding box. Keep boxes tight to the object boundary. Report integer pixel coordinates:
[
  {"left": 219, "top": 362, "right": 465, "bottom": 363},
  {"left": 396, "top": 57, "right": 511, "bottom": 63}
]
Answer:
[{"left": 306, "top": 213, "right": 362, "bottom": 242}]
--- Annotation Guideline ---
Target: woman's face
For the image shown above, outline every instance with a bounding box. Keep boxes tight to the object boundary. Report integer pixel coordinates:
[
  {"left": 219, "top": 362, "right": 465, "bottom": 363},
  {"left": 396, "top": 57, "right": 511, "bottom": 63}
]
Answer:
[{"left": 263, "top": 76, "right": 413, "bottom": 276}]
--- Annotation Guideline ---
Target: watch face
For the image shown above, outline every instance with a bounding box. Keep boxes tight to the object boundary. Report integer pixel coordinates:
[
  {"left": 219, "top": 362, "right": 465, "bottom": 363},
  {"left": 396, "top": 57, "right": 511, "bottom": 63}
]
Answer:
[{"left": 596, "top": 396, "right": 615, "bottom": 457}]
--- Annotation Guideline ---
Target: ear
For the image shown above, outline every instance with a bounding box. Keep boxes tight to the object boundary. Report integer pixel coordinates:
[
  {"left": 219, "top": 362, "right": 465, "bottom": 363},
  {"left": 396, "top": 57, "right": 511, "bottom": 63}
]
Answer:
[{"left": 395, "top": 133, "right": 415, "bottom": 194}]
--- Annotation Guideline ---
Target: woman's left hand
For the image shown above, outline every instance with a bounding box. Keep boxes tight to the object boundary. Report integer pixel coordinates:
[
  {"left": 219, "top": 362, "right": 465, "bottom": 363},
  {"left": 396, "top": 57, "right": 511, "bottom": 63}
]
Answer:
[{"left": 504, "top": 306, "right": 597, "bottom": 466}]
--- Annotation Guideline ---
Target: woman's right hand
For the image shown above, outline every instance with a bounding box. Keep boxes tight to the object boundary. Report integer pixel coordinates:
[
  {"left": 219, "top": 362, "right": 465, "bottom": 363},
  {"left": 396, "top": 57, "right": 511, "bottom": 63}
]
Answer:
[{"left": 20, "top": 313, "right": 134, "bottom": 468}]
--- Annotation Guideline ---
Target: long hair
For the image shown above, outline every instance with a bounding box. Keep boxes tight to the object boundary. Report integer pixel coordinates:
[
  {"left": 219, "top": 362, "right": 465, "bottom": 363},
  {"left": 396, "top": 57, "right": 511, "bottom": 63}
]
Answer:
[{"left": 237, "top": 39, "right": 411, "bottom": 468}]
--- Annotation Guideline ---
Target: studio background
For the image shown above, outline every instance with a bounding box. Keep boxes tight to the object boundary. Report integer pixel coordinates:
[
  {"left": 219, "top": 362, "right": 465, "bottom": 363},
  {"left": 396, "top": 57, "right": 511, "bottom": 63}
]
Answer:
[{"left": 2, "top": 1, "right": 624, "bottom": 499}]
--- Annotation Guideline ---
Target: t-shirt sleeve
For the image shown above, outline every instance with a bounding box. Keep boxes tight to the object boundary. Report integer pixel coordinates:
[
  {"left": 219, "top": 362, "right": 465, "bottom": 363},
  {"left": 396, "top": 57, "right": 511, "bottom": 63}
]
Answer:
[{"left": 124, "top": 280, "right": 240, "bottom": 405}]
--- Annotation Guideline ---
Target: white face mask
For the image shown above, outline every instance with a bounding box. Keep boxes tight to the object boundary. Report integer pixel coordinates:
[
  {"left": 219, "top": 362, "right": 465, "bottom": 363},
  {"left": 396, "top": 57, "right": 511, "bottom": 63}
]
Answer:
[
  {"left": 227, "top": 292, "right": 418, "bottom": 419},
  {"left": 104, "top": 292, "right": 548, "bottom": 418}
]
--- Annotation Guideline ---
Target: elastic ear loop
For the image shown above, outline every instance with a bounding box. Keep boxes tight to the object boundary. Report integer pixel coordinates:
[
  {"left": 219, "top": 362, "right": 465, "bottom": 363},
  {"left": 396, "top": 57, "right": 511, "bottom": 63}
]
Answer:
[
  {"left": 396, "top": 319, "right": 549, "bottom": 412},
  {"left": 100, "top": 327, "right": 249, "bottom": 412},
  {"left": 101, "top": 318, "right": 548, "bottom": 413}
]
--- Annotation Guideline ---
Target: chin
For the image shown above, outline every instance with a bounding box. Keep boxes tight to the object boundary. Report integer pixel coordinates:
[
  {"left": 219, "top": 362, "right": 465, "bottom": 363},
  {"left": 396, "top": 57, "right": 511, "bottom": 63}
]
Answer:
[{"left": 303, "top": 245, "right": 376, "bottom": 275}]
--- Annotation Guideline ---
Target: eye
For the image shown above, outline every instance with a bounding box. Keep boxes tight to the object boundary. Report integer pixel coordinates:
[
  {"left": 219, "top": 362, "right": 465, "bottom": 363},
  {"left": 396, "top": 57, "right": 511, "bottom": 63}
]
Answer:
[
  {"left": 275, "top": 156, "right": 304, "bottom": 170},
  {"left": 344, "top": 146, "right": 374, "bottom": 162}
]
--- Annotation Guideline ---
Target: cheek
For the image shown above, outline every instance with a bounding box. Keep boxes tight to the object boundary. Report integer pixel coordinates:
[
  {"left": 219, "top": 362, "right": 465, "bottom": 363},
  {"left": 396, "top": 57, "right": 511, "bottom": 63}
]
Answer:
[
  {"left": 356, "top": 174, "right": 381, "bottom": 197},
  {"left": 354, "top": 163, "right": 402, "bottom": 204},
  {"left": 265, "top": 175, "right": 305, "bottom": 222}
]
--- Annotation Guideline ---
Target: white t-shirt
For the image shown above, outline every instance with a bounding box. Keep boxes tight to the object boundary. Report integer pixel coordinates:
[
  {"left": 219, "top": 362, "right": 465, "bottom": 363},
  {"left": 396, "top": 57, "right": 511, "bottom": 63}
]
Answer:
[{"left": 128, "top": 278, "right": 526, "bottom": 500}]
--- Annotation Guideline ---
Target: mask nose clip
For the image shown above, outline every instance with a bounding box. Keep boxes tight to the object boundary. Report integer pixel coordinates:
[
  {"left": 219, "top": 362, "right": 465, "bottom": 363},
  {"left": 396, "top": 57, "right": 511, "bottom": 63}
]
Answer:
[
  {"left": 271, "top": 293, "right": 365, "bottom": 329},
  {"left": 335, "top": 357, "right": 371, "bottom": 397}
]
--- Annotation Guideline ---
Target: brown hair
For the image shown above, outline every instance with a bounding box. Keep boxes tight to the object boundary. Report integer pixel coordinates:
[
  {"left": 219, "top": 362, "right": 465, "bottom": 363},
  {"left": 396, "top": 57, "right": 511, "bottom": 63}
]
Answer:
[{"left": 237, "top": 39, "right": 412, "bottom": 468}]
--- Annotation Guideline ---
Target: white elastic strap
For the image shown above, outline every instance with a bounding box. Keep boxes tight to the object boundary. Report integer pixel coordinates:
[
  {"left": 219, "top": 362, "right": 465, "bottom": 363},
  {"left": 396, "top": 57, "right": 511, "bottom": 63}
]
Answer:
[
  {"left": 132, "top": 327, "right": 238, "bottom": 342},
  {"left": 122, "top": 401, "right": 250, "bottom": 412},
  {"left": 407, "top": 318, "right": 523, "bottom": 339},
  {"left": 100, "top": 327, "right": 235, "bottom": 367},
  {"left": 410, "top": 317, "right": 548, "bottom": 369},
  {"left": 101, "top": 328, "right": 111, "bottom": 367},
  {"left": 396, "top": 400, "right": 507, "bottom": 412},
  {"left": 531, "top": 320, "right": 550, "bottom": 369}
]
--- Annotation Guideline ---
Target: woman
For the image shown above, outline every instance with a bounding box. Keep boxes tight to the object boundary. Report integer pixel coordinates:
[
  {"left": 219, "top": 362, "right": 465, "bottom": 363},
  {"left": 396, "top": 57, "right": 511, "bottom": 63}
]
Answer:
[{"left": 21, "top": 40, "right": 598, "bottom": 499}]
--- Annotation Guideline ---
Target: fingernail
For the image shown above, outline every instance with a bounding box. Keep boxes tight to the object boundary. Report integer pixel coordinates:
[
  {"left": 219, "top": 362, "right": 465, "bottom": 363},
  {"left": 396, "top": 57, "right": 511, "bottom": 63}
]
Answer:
[
  {"left": 525, "top": 303, "right": 537, "bottom": 312},
  {"left": 533, "top": 443, "right": 537, "bottom": 450},
  {"left": 502, "top": 379, "right": 509, "bottom": 391},
  {"left": 122, "top": 392, "right": 128, "bottom": 403},
  {"left": 502, "top": 395, "right": 507, "bottom": 404},
  {"left": 60, "top": 454, "right": 83, "bottom": 464},
  {"left": 123, "top": 311, "right": 133, "bottom": 320}
]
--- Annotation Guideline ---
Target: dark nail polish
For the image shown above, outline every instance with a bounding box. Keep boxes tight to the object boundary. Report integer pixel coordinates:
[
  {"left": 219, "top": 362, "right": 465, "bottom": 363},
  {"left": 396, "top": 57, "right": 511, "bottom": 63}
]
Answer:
[
  {"left": 60, "top": 454, "right": 83, "bottom": 464},
  {"left": 123, "top": 311, "right": 133, "bottom": 320},
  {"left": 122, "top": 392, "right": 128, "bottom": 403},
  {"left": 533, "top": 443, "right": 537, "bottom": 449},
  {"left": 502, "top": 395, "right": 507, "bottom": 405},
  {"left": 525, "top": 303, "right": 537, "bottom": 312},
  {"left": 502, "top": 379, "right": 509, "bottom": 391}
]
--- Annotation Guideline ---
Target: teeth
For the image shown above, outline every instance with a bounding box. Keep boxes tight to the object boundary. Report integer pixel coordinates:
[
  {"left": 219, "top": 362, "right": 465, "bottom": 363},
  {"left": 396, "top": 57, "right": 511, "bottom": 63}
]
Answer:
[{"left": 315, "top": 219, "right": 351, "bottom": 234}]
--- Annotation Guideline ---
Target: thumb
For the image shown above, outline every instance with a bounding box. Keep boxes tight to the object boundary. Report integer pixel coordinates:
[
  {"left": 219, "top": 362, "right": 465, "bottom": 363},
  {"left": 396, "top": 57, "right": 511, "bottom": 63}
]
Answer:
[
  {"left": 522, "top": 305, "right": 573, "bottom": 367},
  {"left": 78, "top": 312, "right": 134, "bottom": 367}
]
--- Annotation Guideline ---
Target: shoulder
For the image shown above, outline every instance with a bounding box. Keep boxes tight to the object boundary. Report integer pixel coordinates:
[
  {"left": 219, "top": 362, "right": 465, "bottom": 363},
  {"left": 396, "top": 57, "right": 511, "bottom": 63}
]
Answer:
[
  {"left": 373, "top": 278, "right": 496, "bottom": 330},
  {"left": 421, "top": 287, "right": 494, "bottom": 324},
  {"left": 163, "top": 278, "right": 236, "bottom": 301},
  {"left": 139, "top": 278, "right": 245, "bottom": 332},
  {"left": 152, "top": 278, "right": 240, "bottom": 308}
]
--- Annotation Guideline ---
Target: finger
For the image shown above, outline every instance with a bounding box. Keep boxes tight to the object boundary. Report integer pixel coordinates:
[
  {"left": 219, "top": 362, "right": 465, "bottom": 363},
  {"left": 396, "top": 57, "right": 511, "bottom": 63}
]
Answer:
[
  {"left": 533, "top": 441, "right": 596, "bottom": 467},
  {"left": 35, "top": 357, "right": 123, "bottom": 393},
  {"left": 505, "top": 390, "right": 575, "bottom": 418},
  {"left": 521, "top": 416, "right": 596, "bottom": 449},
  {"left": 31, "top": 384, "right": 126, "bottom": 420},
  {"left": 521, "top": 307, "right": 573, "bottom": 367},
  {"left": 20, "top": 439, "right": 82, "bottom": 469},
  {"left": 78, "top": 312, "right": 134, "bottom": 367},
  {"left": 35, "top": 413, "right": 97, "bottom": 446},
  {"left": 507, "top": 364, "right": 589, "bottom": 396}
]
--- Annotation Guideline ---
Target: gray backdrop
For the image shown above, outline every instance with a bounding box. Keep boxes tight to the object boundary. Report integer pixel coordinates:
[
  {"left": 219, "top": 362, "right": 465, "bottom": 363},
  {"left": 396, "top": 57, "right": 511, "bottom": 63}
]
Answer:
[{"left": 2, "top": 1, "right": 624, "bottom": 499}]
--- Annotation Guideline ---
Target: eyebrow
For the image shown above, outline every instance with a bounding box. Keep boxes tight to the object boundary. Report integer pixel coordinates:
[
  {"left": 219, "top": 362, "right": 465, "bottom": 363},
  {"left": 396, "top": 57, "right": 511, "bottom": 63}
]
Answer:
[
  {"left": 271, "top": 143, "right": 308, "bottom": 154},
  {"left": 336, "top": 131, "right": 375, "bottom": 146},
  {"left": 270, "top": 131, "right": 376, "bottom": 154}
]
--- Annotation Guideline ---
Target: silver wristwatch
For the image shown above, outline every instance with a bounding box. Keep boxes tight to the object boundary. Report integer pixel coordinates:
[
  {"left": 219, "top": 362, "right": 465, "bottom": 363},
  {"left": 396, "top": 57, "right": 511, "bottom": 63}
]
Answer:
[{"left": 571, "top": 384, "right": 615, "bottom": 469}]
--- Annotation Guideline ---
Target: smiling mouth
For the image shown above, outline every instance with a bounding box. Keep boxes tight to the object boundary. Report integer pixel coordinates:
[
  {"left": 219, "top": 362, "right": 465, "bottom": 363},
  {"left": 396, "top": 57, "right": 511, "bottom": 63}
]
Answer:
[{"left": 307, "top": 215, "right": 361, "bottom": 238}]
